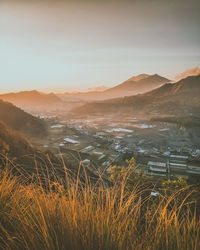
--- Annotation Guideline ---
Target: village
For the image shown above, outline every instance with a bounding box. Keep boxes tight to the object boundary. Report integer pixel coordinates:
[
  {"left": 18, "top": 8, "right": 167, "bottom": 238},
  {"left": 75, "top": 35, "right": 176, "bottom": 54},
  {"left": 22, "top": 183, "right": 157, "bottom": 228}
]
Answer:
[{"left": 30, "top": 110, "right": 200, "bottom": 180}]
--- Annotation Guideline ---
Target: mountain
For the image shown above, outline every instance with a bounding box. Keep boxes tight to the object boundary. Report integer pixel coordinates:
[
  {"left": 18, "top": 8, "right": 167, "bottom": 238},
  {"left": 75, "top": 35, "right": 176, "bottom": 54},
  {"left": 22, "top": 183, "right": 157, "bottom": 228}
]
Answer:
[
  {"left": 59, "top": 74, "right": 169, "bottom": 101},
  {"left": 0, "top": 90, "right": 63, "bottom": 108},
  {"left": 0, "top": 99, "right": 47, "bottom": 136},
  {"left": 74, "top": 75, "right": 200, "bottom": 116},
  {"left": 146, "top": 75, "right": 200, "bottom": 98},
  {"left": 103, "top": 74, "right": 169, "bottom": 97},
  {"left": 175, "top": 67, "right": 200, "bottom": 81},
  {"left": 126, "top": 73, "right": 149, "bottom": 82}
]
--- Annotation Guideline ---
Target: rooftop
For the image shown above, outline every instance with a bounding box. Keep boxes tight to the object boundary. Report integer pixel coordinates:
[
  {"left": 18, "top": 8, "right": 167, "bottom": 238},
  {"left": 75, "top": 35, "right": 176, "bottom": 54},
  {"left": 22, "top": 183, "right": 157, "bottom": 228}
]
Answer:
[{"left": 148, "top": 161, "right": 166, "bottom": 167}]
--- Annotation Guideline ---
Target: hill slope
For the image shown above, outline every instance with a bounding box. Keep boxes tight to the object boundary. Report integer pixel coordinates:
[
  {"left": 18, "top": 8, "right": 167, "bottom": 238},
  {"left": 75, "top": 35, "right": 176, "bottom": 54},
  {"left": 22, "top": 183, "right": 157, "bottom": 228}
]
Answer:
[
  {"left": 0, "top": 122, "right": 72, "bottom": 175},
  {"left": 74, "top": 75, "right": 200, "bottom": 116},
  {"left": 0, "top": 121, "right": 71, "bottom": 178},
  {"left": 0, "top": 100, "right": 47, "bottom": 136},
  {"left": 0, "top": 122, "right": 99, "bottom": 181},
  {"left": 104, "top": 74, "right": 169, "bottom": 97},
  {"left": 0, "top": 121, "right": 34, "bottom": 159}
]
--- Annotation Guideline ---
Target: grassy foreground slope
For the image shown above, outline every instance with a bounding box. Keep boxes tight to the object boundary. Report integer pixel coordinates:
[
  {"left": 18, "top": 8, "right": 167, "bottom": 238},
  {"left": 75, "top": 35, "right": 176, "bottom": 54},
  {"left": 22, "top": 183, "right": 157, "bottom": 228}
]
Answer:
[
  {"left": 0, "top": 121, "right": 56, "bottom": 173},
  {"left": 0, "top": 121, "right": 71, "bottom": 177},
  {"left": 0, "top": 121, "right": 97, "bottom": 180},
  {"left": 0, "top": 165, "right": 199, "bottom": 250}
]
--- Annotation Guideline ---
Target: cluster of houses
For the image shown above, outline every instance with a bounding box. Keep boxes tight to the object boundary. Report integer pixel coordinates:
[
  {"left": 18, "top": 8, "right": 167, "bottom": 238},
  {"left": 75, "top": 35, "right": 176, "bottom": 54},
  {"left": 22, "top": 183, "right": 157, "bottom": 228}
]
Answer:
[
  {"left": 148, "top": 152, "right": 200, "bottom": 179},
  {"left": 47, "top": 119, "right": 200, "bottom": 180}
]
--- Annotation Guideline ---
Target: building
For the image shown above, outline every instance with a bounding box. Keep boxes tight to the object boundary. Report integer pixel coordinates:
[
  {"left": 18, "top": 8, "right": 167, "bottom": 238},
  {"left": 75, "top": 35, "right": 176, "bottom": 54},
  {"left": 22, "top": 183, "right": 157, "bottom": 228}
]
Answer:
[
  {"left": 169, "top": 153, "right": 188, "bottom": 171},
  {"left": 81, "top": 159, "right": 91, "bottom": 167},
  {"left": 148, "top": 161, "right": 167, "bottom": 176}
]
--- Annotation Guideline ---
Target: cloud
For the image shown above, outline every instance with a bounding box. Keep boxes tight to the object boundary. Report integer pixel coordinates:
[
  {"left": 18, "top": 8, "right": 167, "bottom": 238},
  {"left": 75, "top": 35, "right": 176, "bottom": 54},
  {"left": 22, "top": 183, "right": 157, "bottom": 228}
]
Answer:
[
  {"left": 175, "top": 67, "right": 200, "bottom": 81},
  {"left": 88, "top": 86, "right": 108, "bottom": 92}
]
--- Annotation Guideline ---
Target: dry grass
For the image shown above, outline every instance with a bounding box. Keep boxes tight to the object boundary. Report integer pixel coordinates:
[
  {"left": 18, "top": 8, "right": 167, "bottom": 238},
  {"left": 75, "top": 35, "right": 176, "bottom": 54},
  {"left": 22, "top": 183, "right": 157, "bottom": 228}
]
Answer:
[{"left": 0, "top": 167, "right": 199, "bottom": 250}]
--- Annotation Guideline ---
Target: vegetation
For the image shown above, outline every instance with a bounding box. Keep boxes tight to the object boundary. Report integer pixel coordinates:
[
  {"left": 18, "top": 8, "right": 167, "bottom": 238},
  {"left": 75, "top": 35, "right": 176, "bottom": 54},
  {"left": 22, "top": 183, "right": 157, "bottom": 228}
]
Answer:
[
  {"left": 0, "top": 159, "right": 200, "bottom": 250},
  {"left": 0, "top": 99, "right": 47, "bottom": 137},
  {"left": 0, "top": 121, "right": 34, "bottom": 157},
  {"left": 151, "top": 116, "right": 200, "bottom": 128},
  {"left": 0, "top": 121, "right": 97, "bottom": 182},
  {"left": 0, "top": 121, "right": 75, "bottom": 178}
]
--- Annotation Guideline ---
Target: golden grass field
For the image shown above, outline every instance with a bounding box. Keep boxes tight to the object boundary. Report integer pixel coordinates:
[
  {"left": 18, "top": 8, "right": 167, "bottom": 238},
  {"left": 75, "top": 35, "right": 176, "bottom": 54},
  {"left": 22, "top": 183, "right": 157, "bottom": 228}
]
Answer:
[{"left": 0, "top": 165, "right": 199, "bottom": 250}]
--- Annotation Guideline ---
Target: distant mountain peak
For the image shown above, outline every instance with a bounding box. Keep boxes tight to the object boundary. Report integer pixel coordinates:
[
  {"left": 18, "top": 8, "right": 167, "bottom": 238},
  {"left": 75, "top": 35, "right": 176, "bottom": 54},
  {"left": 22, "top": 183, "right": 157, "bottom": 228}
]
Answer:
[
  {"left": 127, "top": 74, "right": 149, "bottom": 82},
  {"left": 126, "top": 73, "right": 169, "bottom": 84},
  {"left": 148, "top": 74, "right": 168, "bottom": 80},
  {"left": 106, "top": 73, "right": 169, "bottom": 94}
]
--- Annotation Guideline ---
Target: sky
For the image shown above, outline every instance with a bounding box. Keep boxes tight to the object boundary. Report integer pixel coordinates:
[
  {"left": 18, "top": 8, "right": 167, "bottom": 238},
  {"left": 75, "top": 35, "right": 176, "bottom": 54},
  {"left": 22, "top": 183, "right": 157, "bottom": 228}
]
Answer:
[{"left": 0, "top": 0, "right": 200, "bottom": 93}]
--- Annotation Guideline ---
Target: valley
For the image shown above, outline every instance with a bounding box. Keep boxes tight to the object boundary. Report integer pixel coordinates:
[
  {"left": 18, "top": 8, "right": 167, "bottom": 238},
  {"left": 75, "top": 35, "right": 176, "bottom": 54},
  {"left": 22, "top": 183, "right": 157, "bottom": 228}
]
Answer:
[
  {"left": 1, "top": 74, "right": 200, "bottom": 182},
  {"left": 31, "top": 111, "right": 200, "bottom": 181}
]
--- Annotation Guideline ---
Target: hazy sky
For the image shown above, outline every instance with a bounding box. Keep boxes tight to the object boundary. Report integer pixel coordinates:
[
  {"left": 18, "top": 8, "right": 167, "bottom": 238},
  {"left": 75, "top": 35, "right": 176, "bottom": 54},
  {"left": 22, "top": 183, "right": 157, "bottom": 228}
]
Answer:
[{"left": 0, "top": 0, "right": 199, "bottom": 93}]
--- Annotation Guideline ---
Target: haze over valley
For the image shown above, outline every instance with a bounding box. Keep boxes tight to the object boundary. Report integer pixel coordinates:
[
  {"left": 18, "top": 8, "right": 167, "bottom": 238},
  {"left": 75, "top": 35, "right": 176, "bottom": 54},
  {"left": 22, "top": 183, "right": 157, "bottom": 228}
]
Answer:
[{"left": 1, "top": 69, "right": 200, "bottom": 181}]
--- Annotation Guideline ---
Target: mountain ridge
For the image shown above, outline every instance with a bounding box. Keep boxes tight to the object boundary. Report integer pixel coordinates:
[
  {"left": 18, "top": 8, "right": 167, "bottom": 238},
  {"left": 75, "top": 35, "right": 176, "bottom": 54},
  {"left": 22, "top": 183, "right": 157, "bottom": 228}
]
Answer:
[
  {"left": 59, "top": 73, "right": 169, "bottom": 101},
  {"left": 0, "top": 90, "right": 63, "bottom": 107},
  {"left": 73, "top": 75, "right": 200, "bottom": 116}
]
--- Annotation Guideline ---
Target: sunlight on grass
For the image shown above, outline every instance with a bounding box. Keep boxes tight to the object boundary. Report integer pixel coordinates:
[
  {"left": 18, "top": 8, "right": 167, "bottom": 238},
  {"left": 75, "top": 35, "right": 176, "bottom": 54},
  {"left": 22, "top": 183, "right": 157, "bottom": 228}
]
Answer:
[{"left": 0, "top": 167, "right": 199, "bottom": 250}]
